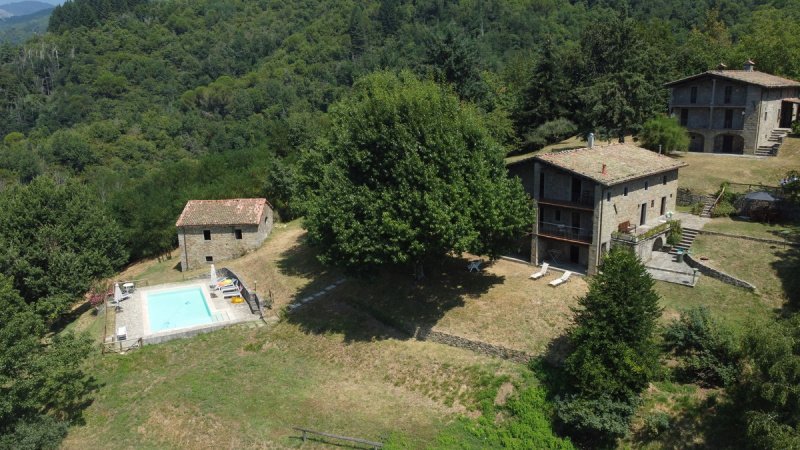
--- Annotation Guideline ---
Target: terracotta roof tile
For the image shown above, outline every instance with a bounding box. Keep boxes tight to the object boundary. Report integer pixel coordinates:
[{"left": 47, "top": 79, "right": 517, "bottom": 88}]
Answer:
[
  {"left": 534, "top": 144, "right": 687, "bottom": 186},
  {"left": 665, "top": 70, "right": 800, "bottom": 88},
  {"left": 176, "top": 198, "right": 269, "bottom": 227}
]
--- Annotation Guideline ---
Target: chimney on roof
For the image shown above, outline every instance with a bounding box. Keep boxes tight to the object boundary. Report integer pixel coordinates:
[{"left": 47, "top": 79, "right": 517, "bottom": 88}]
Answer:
[
  {"left": 587, "top": 132, "right": 595, "bottom": 149},
  {"left": 717, "top": 62, "right": 727, "bottom": 70},
  {"left": 602, "top": 164, "right": 607, "bottom": 175},
  {"left": 744, "top": 59, "right": 755, "bottom": 72}
]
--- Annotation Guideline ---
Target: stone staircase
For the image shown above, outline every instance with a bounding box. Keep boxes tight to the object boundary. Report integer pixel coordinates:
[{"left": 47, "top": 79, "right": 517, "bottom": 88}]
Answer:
[
  {"left": 699, "top": 195, "right": 715, "bottom": 218},
  {"left": 669, "top": 227, "right": 700, "bottom": 255},
  {"left": 755, "top": 128, "right": 791, "bottom": 156}
]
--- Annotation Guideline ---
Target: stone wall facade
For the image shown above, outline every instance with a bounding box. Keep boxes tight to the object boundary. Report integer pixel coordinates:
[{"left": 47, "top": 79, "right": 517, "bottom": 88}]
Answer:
[
  {"left": 178, "top": 207, "right": 273, "bottom": 271},
  {"left": 669, "top": 75, "right": 800, "bottom": 155},
  {"left": 530, "top": 162, "right": 680, "bottom": 275}
]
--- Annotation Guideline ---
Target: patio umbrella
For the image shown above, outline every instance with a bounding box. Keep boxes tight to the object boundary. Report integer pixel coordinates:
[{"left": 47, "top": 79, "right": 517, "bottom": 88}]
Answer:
[
  {"left": 114, "top": 283, "right": 123, "bottom": 303},
  {"left": 210, "top": 264, "right": 217, "bottom": 286},
  {"left": 744, "top": 191, "right": 777, "bottom": 202}
]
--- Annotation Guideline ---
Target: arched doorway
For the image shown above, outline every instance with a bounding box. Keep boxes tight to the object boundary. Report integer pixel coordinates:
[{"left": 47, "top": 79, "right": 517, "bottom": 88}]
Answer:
[
  {"left": 652, "top": 237, "right": 664, "bottom": 252},
  {"left": 713, "top": 134, "right": 744, "bottom": 154},
  {"left": 688, "top": 133, "right": 704, "bottom": 152}
]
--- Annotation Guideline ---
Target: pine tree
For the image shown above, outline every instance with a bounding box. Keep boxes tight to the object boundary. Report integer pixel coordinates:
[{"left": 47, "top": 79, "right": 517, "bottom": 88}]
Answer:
[{"left": 557, "top": 247, "right": 662, "bottom": 445}]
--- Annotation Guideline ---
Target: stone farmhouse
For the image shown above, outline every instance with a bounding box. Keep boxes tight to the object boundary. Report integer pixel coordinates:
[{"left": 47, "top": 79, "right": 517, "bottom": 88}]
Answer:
[
  {"left": 176, "top": 198, "right": 274, "bottom": 271},
  {"left": 666, "top": 60, "right": 800, "bottom": 156},
  {"left": 510, "top": 144, "right": 686, "bottom": 275}
]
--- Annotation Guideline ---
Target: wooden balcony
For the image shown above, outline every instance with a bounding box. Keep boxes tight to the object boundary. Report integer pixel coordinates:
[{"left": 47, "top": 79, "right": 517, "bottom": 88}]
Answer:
[{"left": 537, "top": 222, "right": 592, "bottom": 244}]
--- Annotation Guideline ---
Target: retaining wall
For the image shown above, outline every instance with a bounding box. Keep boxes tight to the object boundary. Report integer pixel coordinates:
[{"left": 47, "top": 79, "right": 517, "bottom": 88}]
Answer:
[
  {"left": 684, "top": 253, "right": 757, "bottom": 291},
  {"left": 413, "top": 326, "right": 534, "bottom": 364},
  {"left": 697, "top": 229, "right": 799, "bottom": 246}
]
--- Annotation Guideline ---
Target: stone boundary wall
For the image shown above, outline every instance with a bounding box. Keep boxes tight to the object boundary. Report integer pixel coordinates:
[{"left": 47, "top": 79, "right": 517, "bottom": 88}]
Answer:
[
  {"left": 677, "top": 188, "right": 709, "bottom": 206},
  {"left": 346, "top": 297, "right": 537, "bottom": 364},
  {"left": 684, "top": 254, "right": 757, "bottom": 291},
  {"left": 697, "top": 229, "right": 800, "bottom": 247},
  {"left": 413, "top": 326, "right": 534, "bottom": 364}
]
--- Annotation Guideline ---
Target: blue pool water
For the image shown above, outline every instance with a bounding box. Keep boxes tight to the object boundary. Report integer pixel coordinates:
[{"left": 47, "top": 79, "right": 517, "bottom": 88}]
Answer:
[{"left": 147, "top": 287, "right": 212, "bottom": 333}]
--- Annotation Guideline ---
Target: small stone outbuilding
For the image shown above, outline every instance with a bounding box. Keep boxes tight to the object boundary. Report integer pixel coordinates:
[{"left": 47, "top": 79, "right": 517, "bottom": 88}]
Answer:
[{"left": 176, "top": 198, "right": 273, "bottom": 271}]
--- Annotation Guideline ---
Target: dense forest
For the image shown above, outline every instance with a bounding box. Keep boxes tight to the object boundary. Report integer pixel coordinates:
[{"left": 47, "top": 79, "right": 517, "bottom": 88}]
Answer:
[
  {"left": 1, "top": 0, "right": 799, "bottom": 261},
  {"left": 1, "top": 0, "right": 800, "bottom": 447}
]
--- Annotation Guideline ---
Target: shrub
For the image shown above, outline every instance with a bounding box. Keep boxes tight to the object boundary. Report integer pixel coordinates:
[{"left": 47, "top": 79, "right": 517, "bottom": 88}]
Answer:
[
  {"left": 555, "top": 394, "right": 638, "bottom": 446},
  {"left": 639, "top": 115, "right": 689, "bottom": 153},
  {"left": 690, "top": 202, "right": 704, "bottom": 215},
  {"left": 711, "top": 200, "right": 736, "bottom": 217},
  {"left": 641, "top": 411, "right": 672, "bottom": 439},
  {"left": 523, "top": 118, "right": 577, "bottom": 150},
  {"left": 666, "top": 220, "right": 682, "bottom": 246},
  {"left": 662, "top": 307, "right": 740, "bottom": 387}
]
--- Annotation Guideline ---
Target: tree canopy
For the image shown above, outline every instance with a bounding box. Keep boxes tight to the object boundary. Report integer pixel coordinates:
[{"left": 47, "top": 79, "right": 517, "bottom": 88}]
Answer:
[
  {"left": 301, "top": 71, "right": 534, "bottom": 275},
  {"left": 557, "top": 247, "right": 662, "bottom": 446}
]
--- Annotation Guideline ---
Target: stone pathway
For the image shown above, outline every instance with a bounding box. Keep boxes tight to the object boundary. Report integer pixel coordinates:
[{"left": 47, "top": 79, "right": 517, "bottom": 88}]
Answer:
[
  {"left": 646, "top": 251, "right": 700, "bottom": 286},
  {"left": 645, "top": 212, "right": 709, "bottom": 287},
  {"left": 287, "top": 278, "right": 346, "bottom": 311}
]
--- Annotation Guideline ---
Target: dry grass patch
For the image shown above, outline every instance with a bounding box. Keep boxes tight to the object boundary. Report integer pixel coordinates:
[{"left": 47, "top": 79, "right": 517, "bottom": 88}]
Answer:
[
  {"left": 673, "top": 136, "right": 800, "bottom": 194},
  {"left": 303, "top": 258, "right": 587, "bottom": 356},
  {"left": 64, "top": 319, "right": 523, "bottom": 449},
  {"left": 703, "top": 217, "right": 800, "bottom": 241},
  {"left": 691, "top": 234, "right": 796, "bottom": 308}
]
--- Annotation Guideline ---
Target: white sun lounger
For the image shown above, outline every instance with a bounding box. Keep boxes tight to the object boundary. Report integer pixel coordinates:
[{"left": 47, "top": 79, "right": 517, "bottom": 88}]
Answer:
[
  {"left": 222, "top": 289, "right": 243, "bottom": 299},
  {"left": 530, "top": 263, "right": 549, "bottom": 280},
  {"left": 549, "top": 271, "right": 572, "bottom": 287}
]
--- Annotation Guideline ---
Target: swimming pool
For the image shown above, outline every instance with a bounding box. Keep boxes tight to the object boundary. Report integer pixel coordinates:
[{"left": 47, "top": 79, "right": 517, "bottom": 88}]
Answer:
[{"left": 146, "top": 286, "right": 212, "bottom": 333}]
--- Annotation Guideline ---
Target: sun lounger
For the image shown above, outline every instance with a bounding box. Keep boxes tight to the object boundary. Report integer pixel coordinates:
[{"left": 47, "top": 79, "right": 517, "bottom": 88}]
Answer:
[
  {"left": 222, "top": 289, "right": 243, "bottom": 299},
  {"left": 467, "top": 260, "right": 482, "bottom": 272},
  {"left": 218, "top": 284, "right": 240, "bottom": 294},
  {"left": 549, "top": 271, "right": 572, "bottom": 287},
  {"left": 530, "top": 263, "right": 549, "bottom": 280}
]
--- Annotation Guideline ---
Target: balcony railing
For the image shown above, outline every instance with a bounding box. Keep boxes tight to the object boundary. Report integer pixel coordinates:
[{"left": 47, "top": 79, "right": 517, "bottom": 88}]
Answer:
[
  {"left": 538, "top": 191, "right": 595, "bottom": 210},
  {"left": 537, "top": 221, "right": 592, "bottom": 243}
]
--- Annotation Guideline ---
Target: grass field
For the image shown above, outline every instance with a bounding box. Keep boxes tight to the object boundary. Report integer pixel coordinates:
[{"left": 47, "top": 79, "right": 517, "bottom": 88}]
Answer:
[
  {"left": 67, "top": 208, "right": 798, "bottom": 448},
  {"left": 703, "top": 216, "right": 800, "bottom": 241},
  {"left": 674, "top": 136, "right": 800, "bottom": 194},
  {"left": 691, "top": 234, "right": 799, "bottom": 311},
  {"left": 63, "top": 308, "right": 525, "bottom": 448}
]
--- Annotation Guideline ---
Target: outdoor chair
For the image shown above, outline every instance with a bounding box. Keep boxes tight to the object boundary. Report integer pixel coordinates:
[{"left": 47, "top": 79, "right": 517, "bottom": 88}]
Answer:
[
  {"left": 530, "top": 263, "right": 549, "bottom": 280},
  {"left": 549, "top": 271, "right": 572, "bottom": 287},
  {"left": 467, "top": 260, "right": 482, "bottom": 272}
]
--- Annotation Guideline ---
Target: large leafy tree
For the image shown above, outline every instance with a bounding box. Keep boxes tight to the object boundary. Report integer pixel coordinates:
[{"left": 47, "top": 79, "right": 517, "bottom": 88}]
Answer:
[
  {"left": 732, "top": 314, "right": 800, "bottom": 449},
  {"left": 0, "top": 177, "right": 127, "bottom": 320},
  {"left": 557, "top": 247, "right": 662, "bottom": 446},
  {"left": 301, "top": 71, "right": 535, "bottom": 276},
  {"left": 0, "top": 275, "right": 95, "bottom": 449}
]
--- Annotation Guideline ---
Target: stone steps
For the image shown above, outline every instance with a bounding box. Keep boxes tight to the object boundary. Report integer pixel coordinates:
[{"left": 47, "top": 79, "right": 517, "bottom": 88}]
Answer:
[
  {"left": 699, "top": 196, "right": 715, "bottom": 218},
  {"left": 669, "top": 228, "right": 700, "bottom": 255}
]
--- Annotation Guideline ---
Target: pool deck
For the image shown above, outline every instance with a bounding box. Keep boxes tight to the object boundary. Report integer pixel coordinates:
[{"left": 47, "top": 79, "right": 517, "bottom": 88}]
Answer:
[{"left": 111, "top": 279, "right": 260, "bottom": 346}]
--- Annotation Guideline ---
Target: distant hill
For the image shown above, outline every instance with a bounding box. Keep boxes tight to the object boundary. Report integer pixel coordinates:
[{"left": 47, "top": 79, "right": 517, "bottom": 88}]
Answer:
[
  {"left": 0, "top": 1, "right": 53, "bottom": 16},
  {"left": 0, "top": 6, "right": 52, "bottom": 42}
]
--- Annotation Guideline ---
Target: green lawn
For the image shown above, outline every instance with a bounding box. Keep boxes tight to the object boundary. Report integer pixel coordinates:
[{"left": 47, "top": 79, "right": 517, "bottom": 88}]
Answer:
[
  {"left": 674, "top": 136, "right": 800, "bottom": 194},
  {"left": 690, "top": 234, "right": 798, "bottom": 310},
  {"left": 63, "top": 315, "right": 524, "bottom": 449},
  {"left": 655, "top": 277, "right": 774, "bottom": 333},
  {"left": 703, "top": 217, "right": 800, "bottom": 241}
]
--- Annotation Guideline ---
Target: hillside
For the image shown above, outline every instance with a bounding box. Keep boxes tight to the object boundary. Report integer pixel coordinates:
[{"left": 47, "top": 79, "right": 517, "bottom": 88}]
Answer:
[
  {"left": 0, "top": 6, "right": 51, "bottom": 42},
  {"left": 0, "top": 1, "right": 52, "bottom": 16}
]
